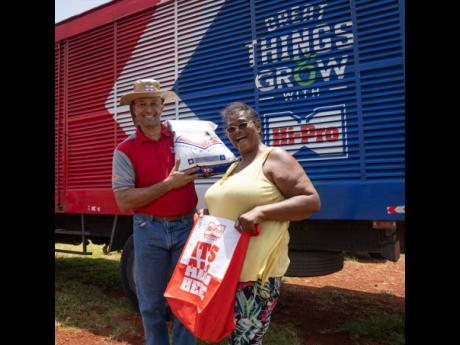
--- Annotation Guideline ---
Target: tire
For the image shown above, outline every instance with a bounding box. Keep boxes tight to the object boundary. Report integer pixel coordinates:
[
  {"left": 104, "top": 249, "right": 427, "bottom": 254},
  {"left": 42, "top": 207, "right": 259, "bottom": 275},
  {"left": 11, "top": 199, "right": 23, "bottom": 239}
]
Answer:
[
  {"left": 120, "top": 235, "right": 139, "bottom": 311},
  {"left": 285, "top": 250, "right": 344, "bottom": 277}
]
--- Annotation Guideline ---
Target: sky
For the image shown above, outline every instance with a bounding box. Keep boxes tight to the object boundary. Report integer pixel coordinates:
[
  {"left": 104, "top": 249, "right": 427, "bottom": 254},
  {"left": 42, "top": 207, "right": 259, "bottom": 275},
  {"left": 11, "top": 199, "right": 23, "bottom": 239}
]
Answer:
[{"left": 55, "top": 0, "right": 113, "bottom": 23}]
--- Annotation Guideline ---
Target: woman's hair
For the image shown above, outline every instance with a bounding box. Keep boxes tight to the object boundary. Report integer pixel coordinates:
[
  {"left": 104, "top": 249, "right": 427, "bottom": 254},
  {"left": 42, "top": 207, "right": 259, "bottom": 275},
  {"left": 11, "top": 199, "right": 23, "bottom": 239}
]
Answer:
[{"left": 220, "top": 102, "right": 261, "bottom": 125}]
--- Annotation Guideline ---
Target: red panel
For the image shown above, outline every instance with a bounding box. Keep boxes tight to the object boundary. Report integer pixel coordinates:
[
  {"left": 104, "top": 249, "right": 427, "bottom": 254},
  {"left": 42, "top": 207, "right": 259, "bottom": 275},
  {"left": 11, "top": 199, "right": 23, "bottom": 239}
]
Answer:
[
  {"left": 55, "top": 0, "right": 162, "bottom": 41},
  {"left": 63, "top": 189, "right": 132, "bottom": 215},
  {"left": 55, "top": 42, "right": 65, "bottom": 210},
  {"left": 55, "top": 3, "right": 158, "bottom": 213}
]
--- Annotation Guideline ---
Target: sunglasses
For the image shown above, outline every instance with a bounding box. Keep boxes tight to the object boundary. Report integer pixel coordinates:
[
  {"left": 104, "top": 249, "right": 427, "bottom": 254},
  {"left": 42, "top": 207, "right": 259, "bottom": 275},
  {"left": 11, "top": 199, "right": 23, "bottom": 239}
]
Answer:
[{"left": 225, "top": 120, "right": 252, "bottom": 134}]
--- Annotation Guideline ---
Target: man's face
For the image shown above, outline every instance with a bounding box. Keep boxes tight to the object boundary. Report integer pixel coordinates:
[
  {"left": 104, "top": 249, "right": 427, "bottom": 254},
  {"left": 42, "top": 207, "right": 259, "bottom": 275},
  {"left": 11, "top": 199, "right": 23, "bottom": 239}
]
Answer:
[{"left": 132, "top": 97, "right": 164, "bottom": 130}]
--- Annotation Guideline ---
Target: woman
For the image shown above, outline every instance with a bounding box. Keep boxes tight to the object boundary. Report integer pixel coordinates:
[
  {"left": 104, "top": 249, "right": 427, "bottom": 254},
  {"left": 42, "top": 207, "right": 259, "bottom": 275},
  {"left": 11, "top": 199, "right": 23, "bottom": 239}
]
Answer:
[{"left": 204, "top": 102, "right": 321, "bottom": 344}]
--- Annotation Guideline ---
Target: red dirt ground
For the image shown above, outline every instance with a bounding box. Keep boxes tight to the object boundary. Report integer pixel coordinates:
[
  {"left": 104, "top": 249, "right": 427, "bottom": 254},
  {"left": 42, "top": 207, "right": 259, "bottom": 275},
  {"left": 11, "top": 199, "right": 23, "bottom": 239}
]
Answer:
[{"left": 56, "top": 255, "right": 405, "bottom": 345}]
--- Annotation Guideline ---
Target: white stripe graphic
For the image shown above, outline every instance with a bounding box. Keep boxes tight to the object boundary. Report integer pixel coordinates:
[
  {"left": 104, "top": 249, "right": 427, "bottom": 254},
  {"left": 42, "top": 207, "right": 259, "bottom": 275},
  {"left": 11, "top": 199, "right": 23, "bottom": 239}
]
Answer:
[{"left": 105, "top": 0, "right": 226, "bottom": 135}]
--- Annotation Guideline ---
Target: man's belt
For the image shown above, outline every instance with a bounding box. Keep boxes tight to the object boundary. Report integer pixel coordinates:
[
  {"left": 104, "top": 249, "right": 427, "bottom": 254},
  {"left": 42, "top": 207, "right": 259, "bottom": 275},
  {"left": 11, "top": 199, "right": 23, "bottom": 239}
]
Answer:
[{"left": 140, "top": 210, "right": 196, "bottom": 222}]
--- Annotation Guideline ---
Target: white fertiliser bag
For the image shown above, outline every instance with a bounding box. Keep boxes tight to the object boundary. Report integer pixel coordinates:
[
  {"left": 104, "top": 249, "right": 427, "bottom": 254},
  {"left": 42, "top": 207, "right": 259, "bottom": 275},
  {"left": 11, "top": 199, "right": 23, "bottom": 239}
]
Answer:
[{"left": 166, "top": 120, "right": 236, "bottom": 174}]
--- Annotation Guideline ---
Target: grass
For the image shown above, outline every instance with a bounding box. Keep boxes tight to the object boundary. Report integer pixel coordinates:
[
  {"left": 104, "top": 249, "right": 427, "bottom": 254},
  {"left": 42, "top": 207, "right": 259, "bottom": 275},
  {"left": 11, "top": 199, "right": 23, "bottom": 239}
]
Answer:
[
  {"left": 55, "top": 242, "right": 304, "bottom": 344},
  {"left": 342, "top": 313, "right": 405, "bottom": 345},
  {"left": 56, "top": 243, "right": 404, "bottom": 344},
  {"left": 55, "top": 243, "right": 135, "bottom": 338}
]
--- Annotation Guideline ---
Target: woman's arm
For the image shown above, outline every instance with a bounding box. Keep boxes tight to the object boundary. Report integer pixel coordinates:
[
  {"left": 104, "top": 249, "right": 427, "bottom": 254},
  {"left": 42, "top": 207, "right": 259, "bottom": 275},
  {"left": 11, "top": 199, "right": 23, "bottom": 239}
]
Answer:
[{"left": 235, "top": 147, "right": 320, "bottom": 232}]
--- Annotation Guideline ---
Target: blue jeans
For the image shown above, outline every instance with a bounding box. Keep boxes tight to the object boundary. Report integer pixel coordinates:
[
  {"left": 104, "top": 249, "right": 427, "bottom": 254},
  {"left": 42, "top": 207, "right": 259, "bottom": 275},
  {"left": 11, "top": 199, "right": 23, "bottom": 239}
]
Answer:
[{"left": 133, "top": 213, "right": 196, "bottom": 345}]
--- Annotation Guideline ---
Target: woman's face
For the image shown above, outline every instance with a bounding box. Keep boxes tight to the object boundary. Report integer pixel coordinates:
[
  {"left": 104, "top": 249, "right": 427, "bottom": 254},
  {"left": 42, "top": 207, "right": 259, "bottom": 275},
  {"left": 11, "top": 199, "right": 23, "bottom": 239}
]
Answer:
[{"left": 225, "top": 111, "right": 261, "bottom": 154}]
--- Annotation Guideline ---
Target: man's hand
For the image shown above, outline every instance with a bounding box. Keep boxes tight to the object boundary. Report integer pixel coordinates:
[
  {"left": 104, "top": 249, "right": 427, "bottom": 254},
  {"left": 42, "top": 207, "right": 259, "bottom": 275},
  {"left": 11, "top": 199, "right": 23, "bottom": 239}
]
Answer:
[
  {"left": 164, "top": 159, "right": 203, "bottom": 190},
  {"left": 197, "top": 208, "right": 209, "bottom": 218}
]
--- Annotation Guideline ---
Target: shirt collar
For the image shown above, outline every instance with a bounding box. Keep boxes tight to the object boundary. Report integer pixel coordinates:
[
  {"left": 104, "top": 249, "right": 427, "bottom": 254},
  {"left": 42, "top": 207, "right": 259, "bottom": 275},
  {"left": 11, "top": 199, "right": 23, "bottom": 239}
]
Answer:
[{"left": 136, "top": 122, "right": 171, "bottom": 143}]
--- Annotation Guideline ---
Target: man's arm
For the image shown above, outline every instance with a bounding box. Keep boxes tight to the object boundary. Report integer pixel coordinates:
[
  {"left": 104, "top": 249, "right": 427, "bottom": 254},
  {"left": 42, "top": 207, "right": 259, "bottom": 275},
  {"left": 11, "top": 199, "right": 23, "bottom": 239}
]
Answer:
[
  {"left": 115, "top": 179, "right": 171, "bottom": 212},
  {"left": 112, "top": 149, "right": 200, "bottom": 212},
  {"left": 115, "top": 160, "right": 200, "bottom": 211}
]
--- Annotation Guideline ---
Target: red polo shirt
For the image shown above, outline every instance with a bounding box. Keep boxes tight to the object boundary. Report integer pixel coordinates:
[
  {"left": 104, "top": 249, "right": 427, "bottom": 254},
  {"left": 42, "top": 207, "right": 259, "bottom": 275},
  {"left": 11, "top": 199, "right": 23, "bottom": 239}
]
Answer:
[{"left": 112, "top": 123, "right": 197, "bottom": 216}]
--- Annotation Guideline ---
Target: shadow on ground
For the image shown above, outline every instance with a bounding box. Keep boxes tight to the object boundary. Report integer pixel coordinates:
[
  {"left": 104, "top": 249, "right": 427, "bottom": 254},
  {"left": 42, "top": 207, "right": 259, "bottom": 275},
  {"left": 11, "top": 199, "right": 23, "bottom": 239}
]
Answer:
[{"left": 56, "top": 256, "right": 404, "bottom": 345}]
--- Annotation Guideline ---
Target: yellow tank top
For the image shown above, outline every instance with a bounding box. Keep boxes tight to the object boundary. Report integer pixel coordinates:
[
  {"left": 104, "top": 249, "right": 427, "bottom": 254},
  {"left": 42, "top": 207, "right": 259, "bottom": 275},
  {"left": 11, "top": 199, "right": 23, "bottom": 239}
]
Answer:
[{"left": 204, "top": 147, "right": 290, "bottom": 283}]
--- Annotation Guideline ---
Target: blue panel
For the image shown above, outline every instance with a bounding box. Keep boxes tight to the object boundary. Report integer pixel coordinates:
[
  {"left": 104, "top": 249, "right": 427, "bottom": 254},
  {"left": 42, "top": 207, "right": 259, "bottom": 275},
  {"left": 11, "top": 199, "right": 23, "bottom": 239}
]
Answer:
[
  {"left": 175, "top": 0, "right": 404, "bottom": 221},
  {"left": 311, "top": 181, "right": 405, "bottom": 220}
]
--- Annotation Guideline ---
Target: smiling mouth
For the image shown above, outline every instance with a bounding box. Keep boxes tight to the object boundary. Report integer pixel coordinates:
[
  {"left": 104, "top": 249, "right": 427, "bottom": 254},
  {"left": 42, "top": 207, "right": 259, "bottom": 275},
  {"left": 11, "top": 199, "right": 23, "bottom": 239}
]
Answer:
[{"left": 236, "top": 136, "right": 247, "bottom": 143}]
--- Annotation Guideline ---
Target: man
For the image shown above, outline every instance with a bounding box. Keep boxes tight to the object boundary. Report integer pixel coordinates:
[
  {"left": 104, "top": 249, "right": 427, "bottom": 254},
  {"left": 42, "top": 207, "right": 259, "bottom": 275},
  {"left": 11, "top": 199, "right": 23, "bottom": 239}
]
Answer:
[{"left": 112, "top": 78, "right": 200, "bottom": 345}]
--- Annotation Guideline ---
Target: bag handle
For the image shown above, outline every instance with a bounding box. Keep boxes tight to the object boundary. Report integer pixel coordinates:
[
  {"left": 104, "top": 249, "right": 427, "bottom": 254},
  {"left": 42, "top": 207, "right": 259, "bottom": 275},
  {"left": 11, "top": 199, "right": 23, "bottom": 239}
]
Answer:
[{"left": 243, "top": 223, "right": 261, "bottom": 237}]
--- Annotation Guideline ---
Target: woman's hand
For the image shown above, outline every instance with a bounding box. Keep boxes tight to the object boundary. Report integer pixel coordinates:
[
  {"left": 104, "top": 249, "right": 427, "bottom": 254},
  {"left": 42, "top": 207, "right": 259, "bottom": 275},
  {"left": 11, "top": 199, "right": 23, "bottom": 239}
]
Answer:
[{"left": 234, "top": 207, "right": 264, "bottom": 233}]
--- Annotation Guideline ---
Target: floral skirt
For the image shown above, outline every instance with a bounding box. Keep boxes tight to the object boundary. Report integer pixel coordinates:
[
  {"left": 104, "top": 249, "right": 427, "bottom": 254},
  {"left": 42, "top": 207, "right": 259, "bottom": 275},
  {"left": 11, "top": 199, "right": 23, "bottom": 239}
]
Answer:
[{"left": 228, "top": 277, "right": 281, "bottom": 345}]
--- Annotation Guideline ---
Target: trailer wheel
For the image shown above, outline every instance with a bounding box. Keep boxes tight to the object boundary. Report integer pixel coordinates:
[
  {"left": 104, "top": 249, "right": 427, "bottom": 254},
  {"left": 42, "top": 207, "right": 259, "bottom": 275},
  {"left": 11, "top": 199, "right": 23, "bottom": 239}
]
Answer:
[
  {"left": 120, "top": 235, "right": 139, "bottom": 311},
  {"left": 285, "top": 250, "right": 344, "bottom": 277}
]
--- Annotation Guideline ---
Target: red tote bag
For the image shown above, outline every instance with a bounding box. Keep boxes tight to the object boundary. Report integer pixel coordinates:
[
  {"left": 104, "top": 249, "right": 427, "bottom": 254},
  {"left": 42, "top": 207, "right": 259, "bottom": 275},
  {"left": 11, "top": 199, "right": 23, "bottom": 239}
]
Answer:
[{"left": 164, "top": 215, "right": 260, "bottom": 343}]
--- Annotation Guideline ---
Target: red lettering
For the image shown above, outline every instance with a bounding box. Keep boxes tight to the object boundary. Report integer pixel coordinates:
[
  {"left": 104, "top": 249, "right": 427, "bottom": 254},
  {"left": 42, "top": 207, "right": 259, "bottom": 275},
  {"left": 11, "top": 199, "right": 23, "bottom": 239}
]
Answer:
[
  {"left": 272, "top": 128, "right": 281, "bottom": 146},
  {"left": 325, "top": 127, "right": 339, "bottom": 141},
  {"left": 208, "top": 245, "right": 219, "bottom": 263},
  {"left": 188, "top": 257, "right": 198, "bottom": 268},
  {"left": 300, "top": 125, "right": 316, "bottom": 143},
  {"left": 273, "top": 124, "right": 339, "bottom": 146},
  {"left": 287, "top": 127, "right": 302, "bottom": 144},
  {"left": 191, "top": 242, "right": 200, "bottom": 258},
  {"left": 315, "top": 128, "right": 326, "bottom": 142},
  {"left": 198, "top": 242, "right": 212, "bottom": 260},
  {"left": 279, "top": 127, "right": 288, "bottom": 145}
]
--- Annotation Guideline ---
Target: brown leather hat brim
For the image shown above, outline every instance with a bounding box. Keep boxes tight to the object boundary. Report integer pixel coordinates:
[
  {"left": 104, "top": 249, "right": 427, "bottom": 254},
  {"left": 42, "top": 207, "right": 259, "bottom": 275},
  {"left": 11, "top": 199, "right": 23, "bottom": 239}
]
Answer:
[{"left": 119, "top": 90, "right": 176, "bottom": 105}]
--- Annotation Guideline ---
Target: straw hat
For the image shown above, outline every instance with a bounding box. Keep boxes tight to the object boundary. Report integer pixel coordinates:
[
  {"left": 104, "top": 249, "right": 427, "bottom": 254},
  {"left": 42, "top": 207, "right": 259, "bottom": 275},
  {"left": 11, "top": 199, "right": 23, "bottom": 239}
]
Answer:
[{"left": 119, "top": 79, "right": 176, "bottom": 105}]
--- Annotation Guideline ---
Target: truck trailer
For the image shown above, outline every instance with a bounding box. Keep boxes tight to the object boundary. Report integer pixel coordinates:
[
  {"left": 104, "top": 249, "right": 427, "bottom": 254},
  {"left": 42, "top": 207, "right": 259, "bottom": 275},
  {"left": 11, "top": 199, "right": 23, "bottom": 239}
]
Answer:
[{"left": 55, "top": 0, "right": 405, "bottom": 309}]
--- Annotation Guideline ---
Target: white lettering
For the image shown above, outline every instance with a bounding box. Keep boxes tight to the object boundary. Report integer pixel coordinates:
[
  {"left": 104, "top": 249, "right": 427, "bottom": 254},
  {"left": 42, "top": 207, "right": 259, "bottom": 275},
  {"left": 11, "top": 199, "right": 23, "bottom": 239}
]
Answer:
[
  {"left": 276, "top": 67, "right": 294, "bottom": 88},
  {"left": 283, "top": 88, "right": 321, "bottom": 101},
  {"left": 180, "top": 277, "right": 193, "bottom": 291},
  {"left": 189, "top": 280, "right": 203, "bottom": 297},
  {"left": 245, "top": 41, "right": 256, "bottom": 66},
  {"left": 180, "top": 277, "right": 208, "bottom": 300},
  {"left": 317, "top": 3, "right": 327, "bottom": 21},
  {"left": 279, "top": 35, "right": 290, "bottom": 60},
  {"left": 196, "top": 268, "right": 211, "bottom": 285},
  {"left": 317, "top": 56, "right": 348, "bottom": 81},
  {"left": 260, "top": 37, "right": 279, "bottom": 64},
  {"left": 185, "top": 265, "right": 198, "bottom": 279},
  {"left": 291, "top": 6, "right": 301, "bottom": 24},
  {"left": 256, "top": 69, "right": 275, "bottom": 91},
  {"left": 265, "top": 17, "right": 277, "bottom": 32},
  {"left": 277, "top": 10, "right": 289, "bottom": 27},
  {"left": 263, "top": 3, "right": 329, "bottom": 32},
  {"left": 334, "top": 21, "right": 354, "bottom": 48},
  {"left": 313, "top": 25, "right": 331, "bottom": 52},
  {"left": 292, "top": 29, "right": 310, "bottom": 57},
  {"left": 302, "top": 5, "right": 315, "bottom": 22},
  {"left": 247, "top": 20, "right": 353, "bottom": 65}
]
